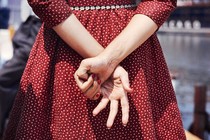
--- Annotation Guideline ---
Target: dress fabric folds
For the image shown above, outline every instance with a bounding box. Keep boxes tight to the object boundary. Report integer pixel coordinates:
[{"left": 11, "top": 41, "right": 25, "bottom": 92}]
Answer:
[{"left": 4, "top": 0, "right": 186, "bottom": 139}]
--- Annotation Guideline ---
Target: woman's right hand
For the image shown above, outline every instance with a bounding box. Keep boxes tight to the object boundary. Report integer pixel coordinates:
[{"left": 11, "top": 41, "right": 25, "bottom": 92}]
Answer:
[{"left": 75, "top": 65, "right": 132, "bottom": 128}]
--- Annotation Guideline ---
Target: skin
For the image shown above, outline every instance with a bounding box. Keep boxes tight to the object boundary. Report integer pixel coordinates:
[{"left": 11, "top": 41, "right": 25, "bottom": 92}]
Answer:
[
  {"left": 53, "top": 14, "right": 133, "bottom": 128},
  {"left": 74, "top": 14, "right": 158, "bottom": 128},
  {"left": 53, "top": 11, "right": 158, "bottom": 129}
]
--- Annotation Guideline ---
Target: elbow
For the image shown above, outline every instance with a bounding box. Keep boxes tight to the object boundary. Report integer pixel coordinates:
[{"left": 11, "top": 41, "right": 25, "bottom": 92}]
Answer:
[
  {"left": 27, "top": 0, "right": 39, "bottom": 8},
  {"left": 171, "top": 0, "right": 177, "bottom": 10},
  {"left": 27, "top": 0, "right": 40, "bottom": 14},
  {"left": 27, "top": 0, "right": 48, "bottom": 11},
  {"left": 26, "top": 0, "right": 50, "bottom": 20}
]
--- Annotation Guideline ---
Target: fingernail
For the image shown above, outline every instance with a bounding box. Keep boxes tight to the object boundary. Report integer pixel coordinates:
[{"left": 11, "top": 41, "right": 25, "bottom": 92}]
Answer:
[
  {"left": 97, "top": 79, "right": 101, "bottom": 84},
  {"left": 123, "top": 124, "right": 127, "bottom": 127},
  {"left": 95, "top": 93, "right": 100, "bottom": 98}
]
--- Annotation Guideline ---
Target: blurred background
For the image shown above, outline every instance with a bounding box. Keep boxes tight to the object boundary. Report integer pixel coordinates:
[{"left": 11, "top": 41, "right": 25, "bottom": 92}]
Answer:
[
  {"left": 0, "top": 0, "right": 210, "bottom": 139},
  {"left": 158, "top": 0, "right": 210, "bottom": 139}
]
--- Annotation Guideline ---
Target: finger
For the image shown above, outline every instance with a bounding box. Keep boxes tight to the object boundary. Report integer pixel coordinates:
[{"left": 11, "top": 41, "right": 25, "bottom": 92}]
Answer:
[
  {"left": 77, "top": 60, "right": 92, "bottom": 80},
  {"left": 92, "top": 78, "right": 103, "bottom": 100},
  {"left": 93, "top": 97, "right": 109, "bottom": 116},
  {"left": 75, "top": 74, "right": 94, "bottom": 93},
  {"left": 107, "top": 100, "right": 118, "bottom": 128},
  {"left": 120, "top": 95, "right": 129, "bottom": 126},
  {"left": 74, "top": 71, "right": 86, "bottom": 88},
  {"left": 76, "top": 68, "right": 89, "bottom": 80},
  {"left": 120, "top": 73, "right": 133, "bottom": 93},
  {"left": 85, "top": 80, "right": 100, "bottom": 99}
]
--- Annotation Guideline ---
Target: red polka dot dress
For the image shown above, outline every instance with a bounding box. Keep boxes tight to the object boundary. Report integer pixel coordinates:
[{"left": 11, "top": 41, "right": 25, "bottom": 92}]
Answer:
[{"left": 4, "top": 0, "right": 186, "bottom": 139}]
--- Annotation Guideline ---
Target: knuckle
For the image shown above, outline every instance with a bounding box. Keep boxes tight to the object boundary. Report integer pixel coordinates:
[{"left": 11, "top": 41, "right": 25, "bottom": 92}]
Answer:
[
  {"left": 80, "top": 87, "right": 85, "bottom": 92},
  {"left": 121, "top": 101, "right": 129, "bottom": 107},
  {"left": 125, "top": 71, "right": 128, "bottom": 75},
  {"left": 81, "top": 87, "right": 87, "bottom": 93},
  {"left": 74, "top": 72, "right": 78, "bottom": 79},
  {"left": 81, "top": 60, "right": 87, "bottom": 66}
]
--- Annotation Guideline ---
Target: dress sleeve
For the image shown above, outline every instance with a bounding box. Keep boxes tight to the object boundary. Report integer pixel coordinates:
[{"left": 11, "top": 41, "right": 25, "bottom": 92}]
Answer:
[
  {"left": 135, "top": 0, "right": 177, "bottom": 27},
  {"left": 27, "top": 0, "right": 72, "bottom": 28}
]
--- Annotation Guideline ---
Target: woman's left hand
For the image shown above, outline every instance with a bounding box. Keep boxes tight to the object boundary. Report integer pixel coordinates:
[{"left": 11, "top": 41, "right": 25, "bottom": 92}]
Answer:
[
  {"left": 74, "top": 56, "right": 116, "bottom": 99},
  {"left": 93, "top": 66, "right": 133, "bottom": 128}
]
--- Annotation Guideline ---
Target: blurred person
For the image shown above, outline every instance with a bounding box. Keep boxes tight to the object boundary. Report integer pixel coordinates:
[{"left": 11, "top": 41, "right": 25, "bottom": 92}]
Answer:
[
  {"left": 0, "top": 15, "right": 41, "bottom": 138},
  {"left": 3, "top": 0, "right": 186, "bottom": 140},
  {"left": 0, "top": 0, "right": 41, "bottom": 138}
]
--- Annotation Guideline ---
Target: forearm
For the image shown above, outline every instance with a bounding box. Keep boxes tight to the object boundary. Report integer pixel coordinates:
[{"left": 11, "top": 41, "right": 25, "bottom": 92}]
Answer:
[
  {"left": 53, "top": 14, "right": 104, "bottom": 58},
  {"left": 98, "top": 14, "right": 158, "bottom": 68}
]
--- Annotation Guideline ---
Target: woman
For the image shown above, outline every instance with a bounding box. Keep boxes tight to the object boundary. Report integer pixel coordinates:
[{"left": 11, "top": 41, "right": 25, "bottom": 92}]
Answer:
[{"left": 4, "top": 0, "right": 186, "bottom": 139}]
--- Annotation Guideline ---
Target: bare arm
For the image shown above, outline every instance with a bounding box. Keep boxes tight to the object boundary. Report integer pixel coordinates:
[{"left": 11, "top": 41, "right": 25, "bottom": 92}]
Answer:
[
  {"left": 28, "top": 0, "right": 104, "bottom": 58},
  {"left": 53, "top": 14, "right": 104, "bottom": 58},
  {"left": 97, "top": 0, "right": 177, "bottom": 68},
  {"left": 99, "top": 14, "right": 158, "bottom": 68}
]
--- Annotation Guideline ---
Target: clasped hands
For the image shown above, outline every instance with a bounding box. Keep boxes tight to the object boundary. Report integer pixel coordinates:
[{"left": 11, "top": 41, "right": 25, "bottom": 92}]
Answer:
[{"left": 74, "top": 55, "right": 132, "bottom": 128}]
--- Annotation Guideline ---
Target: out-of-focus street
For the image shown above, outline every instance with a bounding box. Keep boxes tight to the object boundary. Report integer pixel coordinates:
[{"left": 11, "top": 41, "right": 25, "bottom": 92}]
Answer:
[{"left": 158, "top": 32, "right": 210, "bottom": 137}]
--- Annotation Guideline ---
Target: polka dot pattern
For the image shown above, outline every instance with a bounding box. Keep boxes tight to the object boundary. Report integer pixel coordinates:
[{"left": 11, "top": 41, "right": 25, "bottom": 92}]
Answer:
[
  {"left": 4, "top": 0, "right": 186, "bottom": 139},
  {"left": 135, "top": 0, "right": 177, "bottom": 27},
  {"left": 28, "top": 0, "right": 72, "bottom": 28}
]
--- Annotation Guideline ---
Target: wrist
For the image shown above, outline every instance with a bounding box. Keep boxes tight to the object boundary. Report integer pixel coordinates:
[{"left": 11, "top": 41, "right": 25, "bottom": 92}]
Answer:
[{"left": 98, "top": 49, "right": 121, "bottom": 70}]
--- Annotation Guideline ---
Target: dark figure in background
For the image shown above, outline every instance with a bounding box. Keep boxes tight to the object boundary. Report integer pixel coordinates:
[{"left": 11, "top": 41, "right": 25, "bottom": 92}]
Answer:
[
  {"left": 0, "top": 15, "right": 41, "bottom": 138},
  {"left": 0, "top": 7, "right": 10, "bottom": 29}
]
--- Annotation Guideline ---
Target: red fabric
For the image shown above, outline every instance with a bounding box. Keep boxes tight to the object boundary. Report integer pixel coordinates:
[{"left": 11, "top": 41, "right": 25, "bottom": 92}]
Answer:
[
  {"left": 4, "top": 0, "right": 186, "bottom": 139},
  {"left": 135, "top": 0, "right": 176, "bottom": 27},
  {"left": 28, "top": 0, "right": 72, "bottom": 28}
]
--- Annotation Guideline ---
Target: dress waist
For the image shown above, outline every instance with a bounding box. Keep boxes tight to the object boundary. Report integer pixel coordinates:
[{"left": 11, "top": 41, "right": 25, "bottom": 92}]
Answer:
[{"left": 70, "top": 4, "right": 137, "bottom": 10}]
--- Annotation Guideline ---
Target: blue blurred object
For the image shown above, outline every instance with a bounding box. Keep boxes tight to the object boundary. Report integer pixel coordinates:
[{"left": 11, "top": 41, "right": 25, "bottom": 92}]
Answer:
[{"left": 0, "top": 7, "right": 10, "bottom": 29}]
